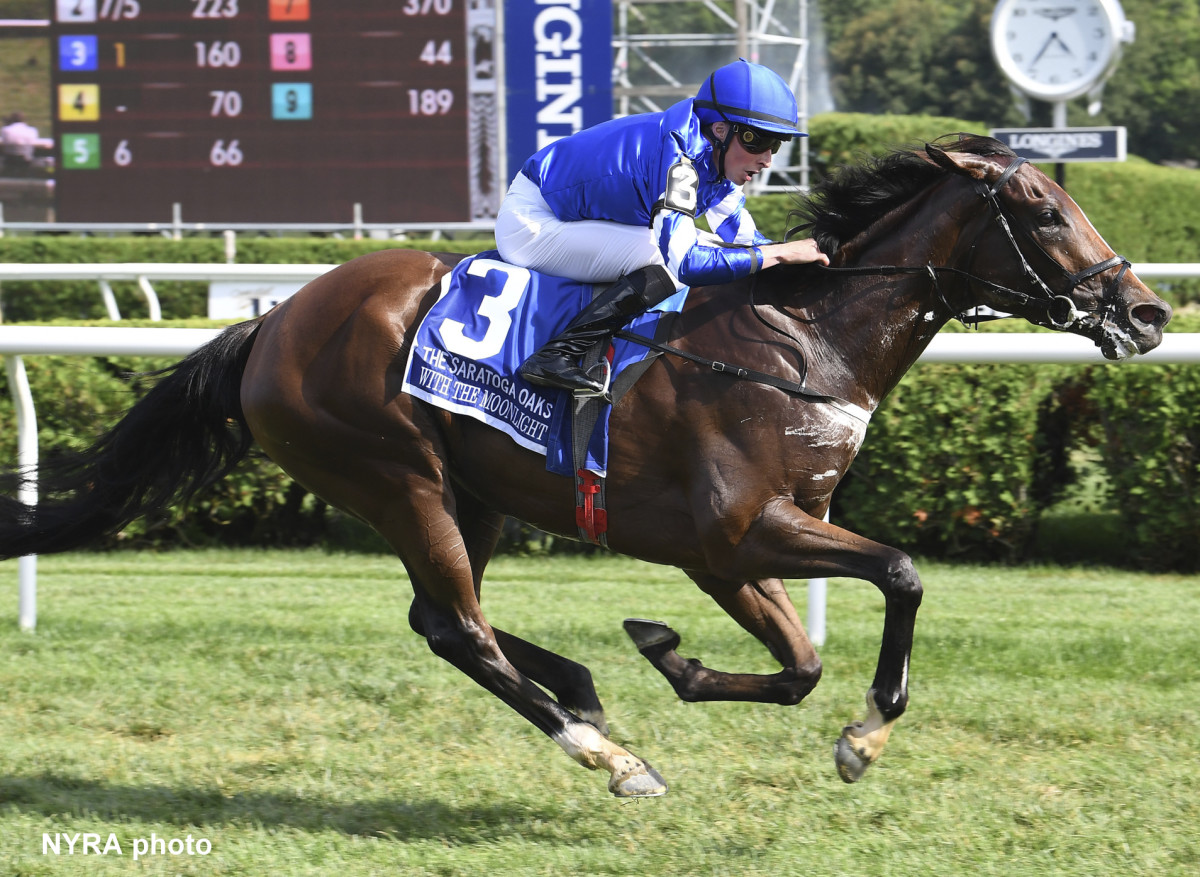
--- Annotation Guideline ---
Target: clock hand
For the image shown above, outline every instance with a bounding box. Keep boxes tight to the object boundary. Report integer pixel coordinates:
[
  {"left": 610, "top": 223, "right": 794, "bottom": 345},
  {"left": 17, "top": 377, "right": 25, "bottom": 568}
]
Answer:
[{"left": 1029, "top": 31, "right": 1058, "bottom": 67}]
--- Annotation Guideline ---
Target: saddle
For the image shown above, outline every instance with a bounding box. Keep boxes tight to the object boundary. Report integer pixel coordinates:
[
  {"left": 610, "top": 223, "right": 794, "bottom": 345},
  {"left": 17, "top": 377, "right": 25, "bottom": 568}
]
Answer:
[{"left": 400, "top": 251, "right": 684, "bottom": 544}]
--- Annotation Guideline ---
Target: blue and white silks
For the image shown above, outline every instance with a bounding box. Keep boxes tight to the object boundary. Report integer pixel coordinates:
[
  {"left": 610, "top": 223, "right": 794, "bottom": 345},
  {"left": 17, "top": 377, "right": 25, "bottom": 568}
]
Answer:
[{"left": 519, "top": 98, "right": 772, "bottom": 287}]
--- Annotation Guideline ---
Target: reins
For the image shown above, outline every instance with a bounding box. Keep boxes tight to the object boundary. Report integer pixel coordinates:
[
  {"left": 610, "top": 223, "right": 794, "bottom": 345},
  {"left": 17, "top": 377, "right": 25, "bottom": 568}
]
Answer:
[
  {"left": 784, "top": 155, "right": 1132, "bottom": 331},
  {"left": 612, "top": 328, "right": 872, "bottom": 423},
  {"left": 617, "top": 153, "right": 1131, "bottom": 417}
]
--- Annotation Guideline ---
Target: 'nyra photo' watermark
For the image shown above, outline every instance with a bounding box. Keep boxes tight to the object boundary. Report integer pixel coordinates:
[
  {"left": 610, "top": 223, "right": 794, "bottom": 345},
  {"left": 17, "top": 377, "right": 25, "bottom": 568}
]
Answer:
[{"left": 43, "top": 831, "right": 211, "bottom": 861}]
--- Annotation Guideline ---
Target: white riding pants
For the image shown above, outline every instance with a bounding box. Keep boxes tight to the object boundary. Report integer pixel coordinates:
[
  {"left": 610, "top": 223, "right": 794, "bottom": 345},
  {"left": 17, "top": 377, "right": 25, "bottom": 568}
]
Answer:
[{"left": 495, "top": 173, "right": 667, "bottom": 284}]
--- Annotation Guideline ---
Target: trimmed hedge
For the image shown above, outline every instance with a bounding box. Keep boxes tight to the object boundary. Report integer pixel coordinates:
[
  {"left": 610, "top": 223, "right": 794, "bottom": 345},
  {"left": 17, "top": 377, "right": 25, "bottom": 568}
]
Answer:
[
  {"left": 830, "top": 309, "right": 1200, "bottom": 570},
  {"left": 0, "top": 321, "right": 332, "bottom": 549},
  {"left": 2, "top": 316, "right": 1197, "bottom": 566},
  {"left": 833, "top": 361, "right": 1065, "bottom": 562},
  {"left": 1090, "top": 363, "right": 1200, "bottom": 570}
]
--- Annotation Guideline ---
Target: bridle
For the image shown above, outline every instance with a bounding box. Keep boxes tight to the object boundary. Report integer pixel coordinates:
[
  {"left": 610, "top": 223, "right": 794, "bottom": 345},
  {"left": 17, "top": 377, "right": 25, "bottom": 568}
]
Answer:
[
  {"left": 789, "top": 155, "right": 1132, "bottom": 331},
  {"left": 959, "top": 156, "right": 1131, "bottom": 329},
  {"left": 616, "top": 154, "right": 1134, "bottom": 406}
]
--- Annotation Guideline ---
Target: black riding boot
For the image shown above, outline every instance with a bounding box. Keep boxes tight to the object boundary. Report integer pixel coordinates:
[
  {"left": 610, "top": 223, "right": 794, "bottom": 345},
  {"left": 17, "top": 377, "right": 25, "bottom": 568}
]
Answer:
[{"left": 518, "top": 265, "right": 677, "bottom": 393}]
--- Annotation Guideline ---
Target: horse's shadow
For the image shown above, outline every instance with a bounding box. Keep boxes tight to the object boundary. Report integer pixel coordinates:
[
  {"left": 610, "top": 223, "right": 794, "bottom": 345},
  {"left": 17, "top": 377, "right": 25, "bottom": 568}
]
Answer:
[{"left": 0, "top": 772, "right": 564, "bottom": 842}]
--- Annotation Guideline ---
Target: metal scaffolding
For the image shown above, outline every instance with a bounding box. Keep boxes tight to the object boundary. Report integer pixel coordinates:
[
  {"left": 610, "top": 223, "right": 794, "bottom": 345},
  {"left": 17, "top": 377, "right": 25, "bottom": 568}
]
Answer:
[{"left": 612, "top": 0, "right": 811, "bottom": 193}]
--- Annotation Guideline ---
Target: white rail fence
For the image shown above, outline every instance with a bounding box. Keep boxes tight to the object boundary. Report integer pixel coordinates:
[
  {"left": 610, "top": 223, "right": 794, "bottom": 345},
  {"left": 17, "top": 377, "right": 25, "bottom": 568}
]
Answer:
[
  {"left": 0, "top": 262, "right": 338, "bottom": 321},
  {"left": 3, "top": 262, "right": 1199, "bottom": 633}
]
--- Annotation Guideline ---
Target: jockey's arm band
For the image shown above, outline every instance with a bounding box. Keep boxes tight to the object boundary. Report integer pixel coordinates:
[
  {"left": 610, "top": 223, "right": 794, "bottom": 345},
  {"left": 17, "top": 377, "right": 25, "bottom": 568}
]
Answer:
[{"left": 649, "top": 158, "right": 700, "bottom": 221}]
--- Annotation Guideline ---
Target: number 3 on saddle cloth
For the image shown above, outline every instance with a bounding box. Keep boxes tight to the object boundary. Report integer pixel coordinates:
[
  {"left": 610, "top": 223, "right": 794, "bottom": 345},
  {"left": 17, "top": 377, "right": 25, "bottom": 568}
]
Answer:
[{"left": 401, "top": 251, "right": 687, "bottom": 542}]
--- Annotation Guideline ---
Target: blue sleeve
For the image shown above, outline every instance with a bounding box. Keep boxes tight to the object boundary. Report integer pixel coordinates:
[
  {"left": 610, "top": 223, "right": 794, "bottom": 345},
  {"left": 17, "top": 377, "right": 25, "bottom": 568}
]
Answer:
[
  {"left": 646, "top": 124, "right": 767, "bottom": 286},
  {"left": 653, "top": 208, "right": 762, "bottom": 286}
]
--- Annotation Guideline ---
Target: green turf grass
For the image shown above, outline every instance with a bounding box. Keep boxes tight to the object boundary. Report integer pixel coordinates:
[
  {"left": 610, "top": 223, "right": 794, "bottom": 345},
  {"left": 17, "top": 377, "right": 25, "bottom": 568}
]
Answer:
[{"left": 0, "top": 550, "right": 1196, "bottom": 875}]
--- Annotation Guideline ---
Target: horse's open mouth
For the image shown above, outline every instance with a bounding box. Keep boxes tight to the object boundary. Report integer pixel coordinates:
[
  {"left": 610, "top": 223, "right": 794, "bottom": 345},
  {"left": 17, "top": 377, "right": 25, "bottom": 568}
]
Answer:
[
  {"left": 1099, "top": 333, "right": 1138, "bottom": 361},
  {"left": 1088, "top": 296, "right": 1170, "bottom": 360}
]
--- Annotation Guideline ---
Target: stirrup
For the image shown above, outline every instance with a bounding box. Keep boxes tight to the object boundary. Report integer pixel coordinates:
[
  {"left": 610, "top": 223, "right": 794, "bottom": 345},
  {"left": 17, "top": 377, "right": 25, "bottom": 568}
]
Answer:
[{"left": 573, "top": 357, "right": 612, "bottom": 399}]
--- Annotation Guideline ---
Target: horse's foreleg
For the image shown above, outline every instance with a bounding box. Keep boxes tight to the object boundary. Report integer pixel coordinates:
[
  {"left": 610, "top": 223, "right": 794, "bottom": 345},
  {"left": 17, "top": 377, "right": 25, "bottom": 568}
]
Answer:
[
  {"left": 707, "top": 500, "right": 923, "bottom": 783},
  {"left": 830, "top": 547, "right": 921, "bottom": 784},
  {"left": 624, "top": 574, "right": 822, "bottom": 705}
]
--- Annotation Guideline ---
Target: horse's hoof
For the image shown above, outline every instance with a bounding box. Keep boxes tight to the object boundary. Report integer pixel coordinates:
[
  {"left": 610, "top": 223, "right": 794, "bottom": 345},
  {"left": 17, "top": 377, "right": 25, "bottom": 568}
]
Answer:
[
  {"left": 833, "top": 734, "right": 871, "bottom": 784},
  {"left": 623, "top": 618, "right": 681, "bottom": 653},
  {"left": 608, "top": 761, "right": 669, "bottom": 798}
]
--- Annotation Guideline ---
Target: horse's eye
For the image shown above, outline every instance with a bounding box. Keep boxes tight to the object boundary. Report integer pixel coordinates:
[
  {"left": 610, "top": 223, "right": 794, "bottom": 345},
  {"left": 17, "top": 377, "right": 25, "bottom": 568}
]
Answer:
[{"left": 1036, "top": 208, "right": 1060, "bottom": 227}]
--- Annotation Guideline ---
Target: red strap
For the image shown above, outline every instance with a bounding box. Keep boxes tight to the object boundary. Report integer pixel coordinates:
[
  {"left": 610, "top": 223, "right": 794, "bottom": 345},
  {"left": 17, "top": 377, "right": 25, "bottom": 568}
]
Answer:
[{"left": 575, "top": 469, "right": 608, "bottom": 544}]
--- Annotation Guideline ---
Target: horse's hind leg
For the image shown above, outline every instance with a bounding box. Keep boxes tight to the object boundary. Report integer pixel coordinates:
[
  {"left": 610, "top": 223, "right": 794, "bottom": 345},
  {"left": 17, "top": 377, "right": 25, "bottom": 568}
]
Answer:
[
  {"left": 625, "top": 573, "right": 822, "bottom": 705},
  {"left": 380, "top": 465, "right": 660, "bottom": 796},
  {"left": 410, "top": 601, "right": 609, "bottom": 735},
  {"left": 408, "top": 492, "right": 610, "bottom": 735}
]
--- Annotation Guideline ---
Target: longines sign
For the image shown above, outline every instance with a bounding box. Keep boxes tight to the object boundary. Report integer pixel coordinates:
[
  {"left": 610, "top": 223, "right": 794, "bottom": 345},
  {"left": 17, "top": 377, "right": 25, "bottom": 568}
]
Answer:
[{"left": 989, "top": 127, "right": 1127, "bottom": 162}]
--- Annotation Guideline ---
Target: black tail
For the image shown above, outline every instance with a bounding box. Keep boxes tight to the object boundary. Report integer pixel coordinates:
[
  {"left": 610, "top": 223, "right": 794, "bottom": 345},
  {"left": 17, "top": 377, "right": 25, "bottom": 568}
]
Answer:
[{"left": 0, "top": 319, "right": 262, "bottom": 558}]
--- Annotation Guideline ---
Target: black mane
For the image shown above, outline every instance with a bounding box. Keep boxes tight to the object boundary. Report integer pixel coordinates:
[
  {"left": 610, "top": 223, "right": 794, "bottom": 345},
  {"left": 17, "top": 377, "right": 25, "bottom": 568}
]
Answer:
[{"left": 789, "top": 134, "right": 1017, "bottom": 254}]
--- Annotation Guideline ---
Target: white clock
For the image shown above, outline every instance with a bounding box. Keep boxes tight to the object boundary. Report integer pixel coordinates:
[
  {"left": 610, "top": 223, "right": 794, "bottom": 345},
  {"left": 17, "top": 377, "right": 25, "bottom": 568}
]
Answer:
[{"left": 991, "top": 0, "right": 1131, "bottom": 102}]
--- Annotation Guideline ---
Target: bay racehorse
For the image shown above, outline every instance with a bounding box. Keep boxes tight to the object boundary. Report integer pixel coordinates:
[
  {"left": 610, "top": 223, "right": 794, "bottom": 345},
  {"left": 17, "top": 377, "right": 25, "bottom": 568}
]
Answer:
[{"left": 0, "top": 136, "right": 1170, "bottom": 797}]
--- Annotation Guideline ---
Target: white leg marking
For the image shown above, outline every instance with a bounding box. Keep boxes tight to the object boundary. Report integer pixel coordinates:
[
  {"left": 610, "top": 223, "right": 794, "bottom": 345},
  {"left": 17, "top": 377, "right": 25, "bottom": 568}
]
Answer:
[{"left": 552, "top": 723, "right": 609, "bottom": 770}]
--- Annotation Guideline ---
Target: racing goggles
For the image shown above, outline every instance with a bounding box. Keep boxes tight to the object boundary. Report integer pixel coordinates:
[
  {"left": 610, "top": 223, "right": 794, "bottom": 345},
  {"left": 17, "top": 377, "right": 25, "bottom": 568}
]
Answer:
[{"left": 733, "top": 124, "right": 787, "bottom": 155}]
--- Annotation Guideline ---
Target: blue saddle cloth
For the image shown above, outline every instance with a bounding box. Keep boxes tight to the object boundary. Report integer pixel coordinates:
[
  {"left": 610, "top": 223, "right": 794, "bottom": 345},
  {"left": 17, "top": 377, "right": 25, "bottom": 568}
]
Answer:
[{"left": 401, "top": 251, "right": 687, "bottom": 477}]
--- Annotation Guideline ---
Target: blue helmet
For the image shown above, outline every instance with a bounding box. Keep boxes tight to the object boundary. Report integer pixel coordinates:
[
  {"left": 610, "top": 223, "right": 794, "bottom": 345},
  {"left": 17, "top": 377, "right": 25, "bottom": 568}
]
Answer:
[{"left": 694, "top": 59, "right": 803, "bottom": 137}]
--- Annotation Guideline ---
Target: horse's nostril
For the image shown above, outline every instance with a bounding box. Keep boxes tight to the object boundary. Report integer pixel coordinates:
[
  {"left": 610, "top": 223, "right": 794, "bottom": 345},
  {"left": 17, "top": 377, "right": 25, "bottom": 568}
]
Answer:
[{"left": 1131, "top": 303, "right": 1169, "bottom": 328}]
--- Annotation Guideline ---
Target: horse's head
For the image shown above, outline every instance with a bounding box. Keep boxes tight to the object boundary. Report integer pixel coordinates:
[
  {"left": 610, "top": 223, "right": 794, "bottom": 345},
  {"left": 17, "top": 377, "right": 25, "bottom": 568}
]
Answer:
[{"left": 926, "top": 140, "right": 1171, "bottom": 359}]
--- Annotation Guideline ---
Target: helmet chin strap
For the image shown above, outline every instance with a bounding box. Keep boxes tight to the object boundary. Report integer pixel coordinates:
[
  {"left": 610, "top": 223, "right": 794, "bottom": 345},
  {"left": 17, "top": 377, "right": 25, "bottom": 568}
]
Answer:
[{"left": 714, "top": 124, "right": 736, "bottom": 181}]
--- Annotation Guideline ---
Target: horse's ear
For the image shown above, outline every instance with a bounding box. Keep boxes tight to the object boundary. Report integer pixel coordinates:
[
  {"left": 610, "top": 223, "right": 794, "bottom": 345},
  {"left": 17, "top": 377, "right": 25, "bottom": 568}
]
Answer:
[{"left": 925, "top": 143, "right": 996, "bottom": 183}]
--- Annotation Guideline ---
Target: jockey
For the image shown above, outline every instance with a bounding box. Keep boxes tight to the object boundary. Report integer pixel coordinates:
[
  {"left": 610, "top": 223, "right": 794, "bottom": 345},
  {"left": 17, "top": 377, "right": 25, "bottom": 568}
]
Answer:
[{"left": 497, "top": 58, "right": 829, "bottom": 394}]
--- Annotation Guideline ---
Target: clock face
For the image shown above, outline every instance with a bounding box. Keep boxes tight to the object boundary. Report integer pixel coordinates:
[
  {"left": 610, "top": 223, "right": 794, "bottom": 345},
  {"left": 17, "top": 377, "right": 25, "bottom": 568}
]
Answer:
[{"left": 991, "top": 0, "right": 1123, "bottom": 100}]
